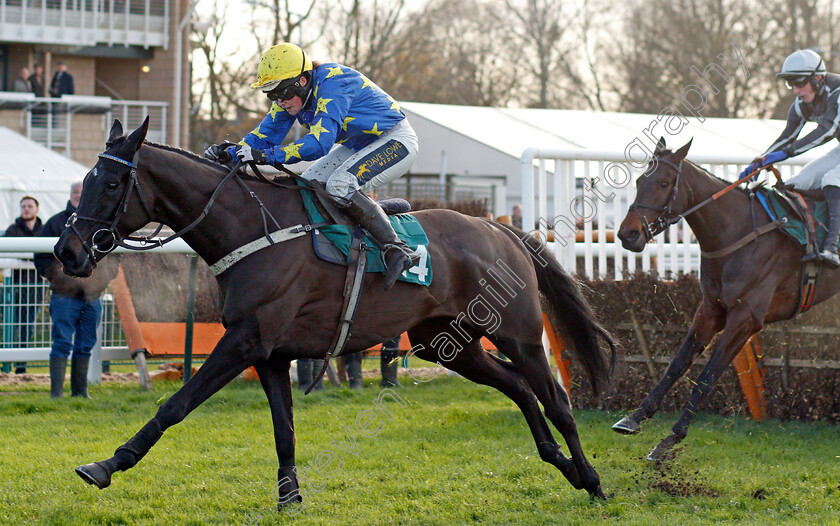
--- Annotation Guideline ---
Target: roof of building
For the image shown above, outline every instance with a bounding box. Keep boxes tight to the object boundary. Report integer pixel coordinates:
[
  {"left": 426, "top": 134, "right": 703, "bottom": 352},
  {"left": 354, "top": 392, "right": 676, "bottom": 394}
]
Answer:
[{"left": 400, "top": 102, "right": 830, "bottom": 161}]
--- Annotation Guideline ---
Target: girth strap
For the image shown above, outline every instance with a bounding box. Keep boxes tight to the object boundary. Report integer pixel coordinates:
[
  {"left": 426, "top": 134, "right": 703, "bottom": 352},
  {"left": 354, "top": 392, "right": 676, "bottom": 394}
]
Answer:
[
  {"left": 307, "top": 229, "right": 368, "bottom": 394},
  {"left": 209, "top": 223, "right": 325, "bottom": 276},
  {"left": 701, "top": 218, "right": 787, "bottom": 259}
]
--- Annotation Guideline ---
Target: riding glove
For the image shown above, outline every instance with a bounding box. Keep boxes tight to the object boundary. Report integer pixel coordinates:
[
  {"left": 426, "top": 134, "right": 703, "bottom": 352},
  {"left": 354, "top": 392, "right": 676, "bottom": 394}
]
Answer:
[
  {"left": 230, "top": 144, "right": 272, "bottom": 165},
  {"left": 740, "top": 150, "right": 789, "bottom": 181},
  {"left": 204, "top": 142, "right": 236, "bottom": 163}
]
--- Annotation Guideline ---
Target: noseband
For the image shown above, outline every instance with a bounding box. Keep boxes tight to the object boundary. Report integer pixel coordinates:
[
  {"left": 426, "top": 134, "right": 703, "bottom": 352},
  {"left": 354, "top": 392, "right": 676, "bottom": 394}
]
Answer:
[{"left": 627, "top": 157, "right": 693, "bottom": 242}]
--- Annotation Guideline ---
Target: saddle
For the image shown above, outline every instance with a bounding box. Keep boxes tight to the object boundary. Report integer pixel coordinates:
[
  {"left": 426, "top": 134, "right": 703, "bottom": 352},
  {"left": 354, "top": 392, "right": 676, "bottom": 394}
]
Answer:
[
  {"left": 297, "top": 180, "right": 432, "bottom": 286},
  {"left": 754, "top": 185, "right": 826, "bottom": 316}
]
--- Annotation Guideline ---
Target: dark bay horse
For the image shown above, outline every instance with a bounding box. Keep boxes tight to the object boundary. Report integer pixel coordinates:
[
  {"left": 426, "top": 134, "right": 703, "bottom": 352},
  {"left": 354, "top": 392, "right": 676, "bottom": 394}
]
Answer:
[
  {"left": 614, "top": 137, "right": 840, "bottom": 460},
  {"left": 55, "top": 118, "right": 616, "bottom": 506}
]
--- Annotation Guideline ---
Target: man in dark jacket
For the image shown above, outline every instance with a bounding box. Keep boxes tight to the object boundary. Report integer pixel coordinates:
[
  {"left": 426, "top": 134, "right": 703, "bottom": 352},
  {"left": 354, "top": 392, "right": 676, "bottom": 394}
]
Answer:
[
  {"left": 34, "top": 181, "right": 119, "bottom": 398},
  {"left": 3, "top": 196, "right": 43, "bottom": 374},
  {"left": 48, "top": 61, "right": 74, "bottom": 97}
]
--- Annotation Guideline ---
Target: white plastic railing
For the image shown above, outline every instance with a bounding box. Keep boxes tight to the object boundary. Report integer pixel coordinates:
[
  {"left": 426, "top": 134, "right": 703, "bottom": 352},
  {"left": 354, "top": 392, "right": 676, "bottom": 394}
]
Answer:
[
  {"left": 0, "top": 237, "right": 193, "bottom": 381},
  {"left": 520, "top": 148, "right": 814, "bottom": 279}
]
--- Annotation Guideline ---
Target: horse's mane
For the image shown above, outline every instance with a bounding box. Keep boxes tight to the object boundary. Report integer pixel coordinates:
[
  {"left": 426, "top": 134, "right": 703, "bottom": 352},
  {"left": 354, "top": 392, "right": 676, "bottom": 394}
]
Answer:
[
  {"left": 659, "top": 150, "right": 749, "bottom": 196},
  {"left": 142, "top": 140, "right": 298, "bottom": 185}
]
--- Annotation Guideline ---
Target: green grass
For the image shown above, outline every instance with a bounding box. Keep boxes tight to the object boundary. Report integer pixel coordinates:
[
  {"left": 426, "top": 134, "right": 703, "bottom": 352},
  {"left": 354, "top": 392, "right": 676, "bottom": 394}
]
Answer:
[{"left": 1, "top": 376, "right": 838, "bottom": 525}]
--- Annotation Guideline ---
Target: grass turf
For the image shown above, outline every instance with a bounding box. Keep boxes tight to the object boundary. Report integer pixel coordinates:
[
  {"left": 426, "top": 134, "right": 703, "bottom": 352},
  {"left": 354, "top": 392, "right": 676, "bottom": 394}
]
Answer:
[{"left": 0, "top": 375, "right": 838, "bottom": 525}]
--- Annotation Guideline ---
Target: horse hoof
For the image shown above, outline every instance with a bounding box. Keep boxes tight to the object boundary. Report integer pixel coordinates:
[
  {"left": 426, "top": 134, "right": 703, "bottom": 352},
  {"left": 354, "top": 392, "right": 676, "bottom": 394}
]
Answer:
[
  {"left": 589, "top": 485, "right": 608, "bottom": 500},
  {"left": 612, "top": 416, "right": 641, "bottom": 435},
  {"left": 646, "top": 434, "right": 682, "bottom": 462},
  {"left": 76, "top": 462, "right": 111, "bottom": 489}
]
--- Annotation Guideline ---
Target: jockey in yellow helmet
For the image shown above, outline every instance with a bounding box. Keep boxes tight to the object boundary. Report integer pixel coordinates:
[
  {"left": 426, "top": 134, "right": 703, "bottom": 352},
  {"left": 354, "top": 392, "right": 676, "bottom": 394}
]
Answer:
[{"left": 205, "top": 43, "right": 420, "bottom": 289}]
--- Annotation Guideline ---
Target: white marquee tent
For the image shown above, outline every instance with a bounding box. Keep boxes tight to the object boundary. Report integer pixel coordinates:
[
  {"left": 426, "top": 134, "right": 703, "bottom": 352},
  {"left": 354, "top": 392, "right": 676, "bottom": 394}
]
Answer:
[
  {"left": 0, "top": 127, "right": 89, "bottom": 230},
  {"left": 400, "top": 102, "right": 834, "bottom": 216}
]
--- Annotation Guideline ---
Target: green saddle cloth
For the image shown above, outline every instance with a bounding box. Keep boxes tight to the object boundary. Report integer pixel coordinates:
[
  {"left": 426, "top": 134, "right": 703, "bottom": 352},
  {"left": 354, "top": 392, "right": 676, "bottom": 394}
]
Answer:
[
  {"left": 299, "top": 184, "right": 432, "bottom": 286},
  {"left": 757, "top": 187, "right": 829, "bottom": 248}
]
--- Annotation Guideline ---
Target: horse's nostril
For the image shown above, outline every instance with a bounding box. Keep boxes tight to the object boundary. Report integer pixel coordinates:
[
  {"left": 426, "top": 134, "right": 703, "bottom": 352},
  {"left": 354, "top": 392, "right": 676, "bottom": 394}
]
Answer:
[{"left": 58, "top": 247, "right": 76, "bottom": 265}]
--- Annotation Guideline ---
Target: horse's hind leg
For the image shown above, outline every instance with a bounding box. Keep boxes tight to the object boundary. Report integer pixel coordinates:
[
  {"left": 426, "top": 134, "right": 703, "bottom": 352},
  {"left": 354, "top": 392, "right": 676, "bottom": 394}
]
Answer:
[
  {"left": 408, "top": 321, "right": 596, "bottom": 497},
  {"left": 494, "top": 336, "right": 604, "bottom": 498},
  {"left": 614, "top": 300, "right": 724, "bottom": 435},
  {"left": 75, "top": 315, "right": 265, "bottom": 489},
  {"left": 254, "top": 356, "right": 301, "bottom": 509}
]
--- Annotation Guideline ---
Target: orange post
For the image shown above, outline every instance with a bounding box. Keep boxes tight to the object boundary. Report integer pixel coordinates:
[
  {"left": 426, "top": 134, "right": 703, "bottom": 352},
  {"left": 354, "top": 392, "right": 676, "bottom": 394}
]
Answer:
[
  {"left": 111, "top": 265, "right": 152, "bottom": 390},
  {"left": 732, "top": 335, "right": 766, "bottom": 421},
  {"left": 542, "top": 313, "right": 572, "bottom": 399}
]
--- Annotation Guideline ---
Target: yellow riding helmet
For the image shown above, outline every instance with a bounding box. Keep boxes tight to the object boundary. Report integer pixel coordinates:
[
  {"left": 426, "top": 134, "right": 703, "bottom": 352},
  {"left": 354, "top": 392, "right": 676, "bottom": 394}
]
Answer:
[{"left": 250, "top": 43, "right": 314, "bottom": 91}]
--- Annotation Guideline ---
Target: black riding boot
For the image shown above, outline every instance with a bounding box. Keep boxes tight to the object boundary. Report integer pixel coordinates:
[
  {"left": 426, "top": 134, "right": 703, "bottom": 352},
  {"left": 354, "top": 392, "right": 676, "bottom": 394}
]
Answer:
[
  {"left": 297, "top": 359, "right": 313, "bottom": 392},
  {"left": 310, "top": 359, "right": 325, "bottom": 391},
  {"left": 818, "top": 187, "right": 840, "bottom": 268},
  {"left": 49, "top": 356, "right": 67, "bottom": 399},
  {"left": 342, "top": 192, "right": 420, "bottom": 290},
  {"left": 346, "top": 354, "right": 364, "bottom": 390},
  {"left": 71, "top": 356, "right": 91, "bottom": 398},
  {"left": 380, "top": 349, "right": 402, "bottom": 388}
]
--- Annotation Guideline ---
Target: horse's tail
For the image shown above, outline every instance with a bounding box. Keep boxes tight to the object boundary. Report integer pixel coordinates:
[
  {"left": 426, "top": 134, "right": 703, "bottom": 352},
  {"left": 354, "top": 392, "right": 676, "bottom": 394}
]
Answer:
[{"left": 495, "top": 222, "right": 616, "bottom": 397}]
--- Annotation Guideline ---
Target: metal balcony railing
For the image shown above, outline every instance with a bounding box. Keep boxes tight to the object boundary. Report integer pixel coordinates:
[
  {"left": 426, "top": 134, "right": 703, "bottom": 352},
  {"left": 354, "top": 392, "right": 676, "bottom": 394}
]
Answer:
[
  {"left": 0, "top": 93, "right": 167, "bottom": 155},
  {"left": 0, "top": 0, "right": 169, "bottom": 48}
]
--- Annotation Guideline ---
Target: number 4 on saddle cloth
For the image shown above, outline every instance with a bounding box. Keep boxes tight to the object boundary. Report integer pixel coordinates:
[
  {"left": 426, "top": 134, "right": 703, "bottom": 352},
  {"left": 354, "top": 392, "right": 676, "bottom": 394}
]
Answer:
[{"left": 298, "top": 180, "right": 432, "bottom": 286}]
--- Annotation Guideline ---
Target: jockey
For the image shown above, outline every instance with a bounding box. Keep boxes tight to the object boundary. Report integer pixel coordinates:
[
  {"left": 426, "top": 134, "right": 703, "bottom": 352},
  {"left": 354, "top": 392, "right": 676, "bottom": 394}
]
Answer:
[
  {"left": 741, "top": 49, "right": 840, "bottom": 268},
  {"left": 205, "top": 43, "right": 420, "bottom": 289}
]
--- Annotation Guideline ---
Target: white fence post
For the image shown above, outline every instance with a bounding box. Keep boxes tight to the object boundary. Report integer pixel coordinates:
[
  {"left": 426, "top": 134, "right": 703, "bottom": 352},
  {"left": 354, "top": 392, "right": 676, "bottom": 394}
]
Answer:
[{"left": 519, "top": 149, "right": 814, "bottom": 280}]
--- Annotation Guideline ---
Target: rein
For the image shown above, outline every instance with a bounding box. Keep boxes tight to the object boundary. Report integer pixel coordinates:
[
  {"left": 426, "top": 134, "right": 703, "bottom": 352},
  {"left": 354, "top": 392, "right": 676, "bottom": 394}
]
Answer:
[
  {"left": 630, "top": 157, "right": 777, "bottom": 243},
  {"left": 67, "top": 151, "right": 323, "bottom": 268},
  {"left": 68, "top": 155, "right": 245, "bottom": 266},
  {"left": 631, "top": 157, "right": 788, "bottom": 258}
]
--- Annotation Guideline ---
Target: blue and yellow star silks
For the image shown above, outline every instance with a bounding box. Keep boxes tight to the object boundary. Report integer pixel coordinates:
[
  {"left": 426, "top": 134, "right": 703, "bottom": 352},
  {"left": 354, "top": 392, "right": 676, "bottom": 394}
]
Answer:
[{"left": 241, "top": 63, "right": 406, "bottom": 165}]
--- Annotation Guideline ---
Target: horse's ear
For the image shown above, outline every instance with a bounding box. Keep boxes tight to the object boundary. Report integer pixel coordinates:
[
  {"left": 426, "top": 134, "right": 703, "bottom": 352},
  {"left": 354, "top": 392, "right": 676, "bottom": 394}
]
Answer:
[
  {"left": 125, "top": 116, "right": 150, "bottom": 151},
  {"left": 654, "top": 136, "right": 667, "bottom": 155},
  {"left": 107, "top": 119, "right": 124, "bottom": 147},
  {"left": 673, "top": 138, "right": 693, "bottom": 161}
]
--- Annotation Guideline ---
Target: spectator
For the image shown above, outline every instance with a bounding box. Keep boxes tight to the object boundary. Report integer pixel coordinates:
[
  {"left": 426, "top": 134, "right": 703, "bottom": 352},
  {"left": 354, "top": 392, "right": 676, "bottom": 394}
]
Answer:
[
  {"left": 3, "top": 196, "right": 43, "bottom": 374},
  {"left": 11, "top": 67, "right": 31, "bottom": 93},
  {"left": 34, "top": 181, "right": 119, "bottom": 399},
  {"left": 48, "top": 61, "right": 73, "bottom": 129},
  {"left": 29, "top": 64, "right": 47, "bottom": 127},
  {"left": 48, "top": 61, "right": 74, "bottom": 97},
  {"left": 29, "top": 64, "right": 45, "bottom": 97},
  {"left": 511, "top": 203, "right": 523, "bottom": 230}
]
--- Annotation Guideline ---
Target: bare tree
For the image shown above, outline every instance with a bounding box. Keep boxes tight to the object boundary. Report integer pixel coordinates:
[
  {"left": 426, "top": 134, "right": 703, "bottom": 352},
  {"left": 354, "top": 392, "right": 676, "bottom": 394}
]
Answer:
[
  {"left": 611, "top": 0, "right": 781, "bottom": 119},
  {"left": 501, "top": 0, "right": 581, "bottom": 108},
  {"left": 189, "top": 0, "right": 318, "bottom": 151}
]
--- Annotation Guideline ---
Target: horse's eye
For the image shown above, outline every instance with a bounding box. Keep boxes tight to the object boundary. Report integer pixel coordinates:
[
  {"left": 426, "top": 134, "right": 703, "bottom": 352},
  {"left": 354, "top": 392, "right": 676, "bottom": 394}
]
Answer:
[
  {"left": 658, "top": 178, "right": 670, "bottom": 188},
  {"left": 106, "top": 180, "right": 119, "bottom": 190}
]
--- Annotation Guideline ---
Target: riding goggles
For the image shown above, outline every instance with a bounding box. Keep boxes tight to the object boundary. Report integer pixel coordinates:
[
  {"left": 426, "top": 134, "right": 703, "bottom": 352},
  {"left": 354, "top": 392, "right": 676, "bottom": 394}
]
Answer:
[
  {"left": 266, "top": 80, "right": 302, "bottom": 102},
  {"left": 784, "top": 75, "right": 811, "bottom": 89}
]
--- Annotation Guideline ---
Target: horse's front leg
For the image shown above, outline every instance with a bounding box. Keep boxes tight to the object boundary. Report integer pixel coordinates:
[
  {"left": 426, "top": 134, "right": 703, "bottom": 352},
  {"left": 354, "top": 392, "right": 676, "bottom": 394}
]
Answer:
[
  {"left": 253, "top": 356, "right": 302, "bottom": 510},
  {"left": 75, "top": 314, "right": 266, "bottom": 488},
  {"left": 613, "top": 300, "right": 724, "bottom": 435},
  {"left": 648, "top": 304, "right": 762, "bottom": 461}
]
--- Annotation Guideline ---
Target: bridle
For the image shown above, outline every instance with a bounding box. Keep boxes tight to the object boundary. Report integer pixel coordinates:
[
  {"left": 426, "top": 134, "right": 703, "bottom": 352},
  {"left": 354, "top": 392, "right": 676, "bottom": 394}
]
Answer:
[
  {"left": 66, "top": 148, "right": 244, "bottom": 267},
  {"left": 627, "top": 157, "right": 692, "bottom": 242},
  {"left": 627, "top": 155, "right": 776, "bottom": 246}
]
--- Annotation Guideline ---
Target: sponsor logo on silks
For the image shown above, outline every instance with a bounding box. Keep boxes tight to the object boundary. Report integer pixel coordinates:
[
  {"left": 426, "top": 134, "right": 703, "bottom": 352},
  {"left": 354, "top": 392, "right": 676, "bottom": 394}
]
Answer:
[{"left": 350, "top": 139, "right": 408, "bottom": 184}]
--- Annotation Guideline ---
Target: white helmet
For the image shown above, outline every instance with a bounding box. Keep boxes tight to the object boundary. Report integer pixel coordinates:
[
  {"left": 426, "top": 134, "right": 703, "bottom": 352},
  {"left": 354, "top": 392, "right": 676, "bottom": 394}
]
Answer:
[{"left": 777, "top": 49, "right": 826, "bottom": 90}]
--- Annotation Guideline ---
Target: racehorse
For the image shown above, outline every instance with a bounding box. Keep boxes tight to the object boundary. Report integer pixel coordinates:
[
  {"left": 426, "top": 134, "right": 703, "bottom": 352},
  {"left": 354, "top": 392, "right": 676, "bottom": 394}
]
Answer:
[
  {"left": 55, "top": 118, "right": 616, "bottom": 506},
  {"left": 613, "top": 137, "right": 840, "bottom": 461}
]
